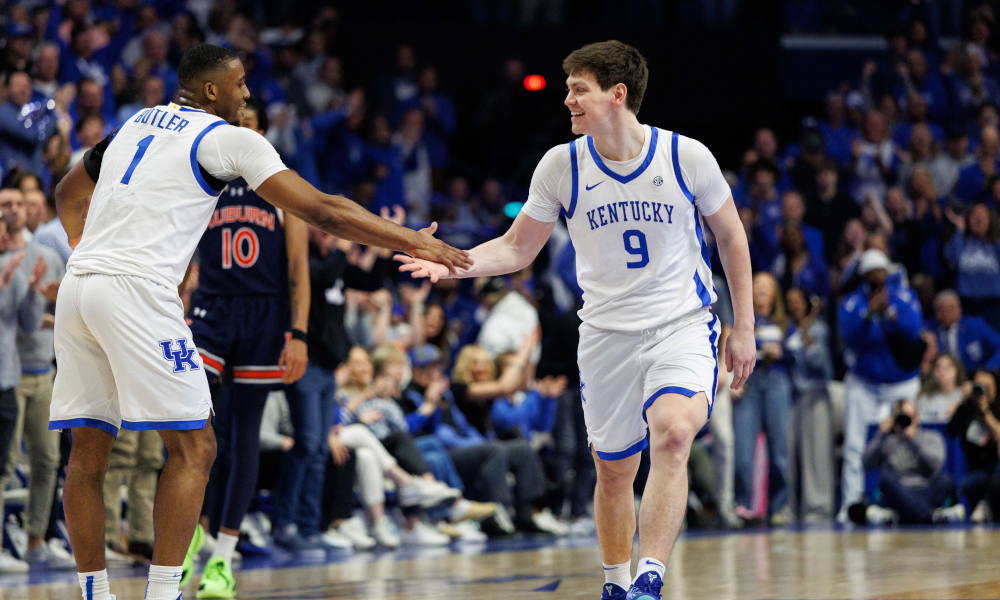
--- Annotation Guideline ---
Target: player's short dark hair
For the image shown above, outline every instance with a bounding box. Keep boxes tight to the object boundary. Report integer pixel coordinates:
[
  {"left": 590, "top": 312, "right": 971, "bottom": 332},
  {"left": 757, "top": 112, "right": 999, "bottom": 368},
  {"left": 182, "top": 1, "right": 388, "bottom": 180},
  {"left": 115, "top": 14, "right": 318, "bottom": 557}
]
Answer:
[
  {"left": 563, "top": 40, "right": 648, "bottom": 115},
  {"left": 243, "top": 95, "right": 268, "bottom": 133},
  {"left": 177, "top": 44, "right": 238, "bottom": 92}
]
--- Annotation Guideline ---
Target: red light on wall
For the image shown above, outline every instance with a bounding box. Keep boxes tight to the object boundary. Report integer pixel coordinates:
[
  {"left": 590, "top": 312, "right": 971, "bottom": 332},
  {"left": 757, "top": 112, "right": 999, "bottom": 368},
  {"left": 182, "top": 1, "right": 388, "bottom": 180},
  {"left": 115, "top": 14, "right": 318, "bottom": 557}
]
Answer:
[{"left": 523, "top": 75, "right": 546, "bottom": 91}]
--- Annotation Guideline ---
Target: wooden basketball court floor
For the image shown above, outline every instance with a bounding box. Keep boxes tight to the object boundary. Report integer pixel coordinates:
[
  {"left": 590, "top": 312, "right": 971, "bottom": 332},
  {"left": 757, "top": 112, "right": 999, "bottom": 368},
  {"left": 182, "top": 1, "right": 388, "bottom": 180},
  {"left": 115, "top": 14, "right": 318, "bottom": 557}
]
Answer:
[{"left": 2, "top": 526, "right": 999, "bottom": 599}]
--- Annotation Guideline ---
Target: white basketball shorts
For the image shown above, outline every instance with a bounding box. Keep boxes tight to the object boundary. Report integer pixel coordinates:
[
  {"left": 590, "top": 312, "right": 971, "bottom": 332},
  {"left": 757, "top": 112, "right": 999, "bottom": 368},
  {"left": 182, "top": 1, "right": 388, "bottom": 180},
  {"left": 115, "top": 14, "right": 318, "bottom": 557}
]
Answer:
[
  {"left": 578, "top": 307, "right": 720, "bottom": 461},
  {"left": 49, "top": 270, "right": 213, "bottom": 436}
]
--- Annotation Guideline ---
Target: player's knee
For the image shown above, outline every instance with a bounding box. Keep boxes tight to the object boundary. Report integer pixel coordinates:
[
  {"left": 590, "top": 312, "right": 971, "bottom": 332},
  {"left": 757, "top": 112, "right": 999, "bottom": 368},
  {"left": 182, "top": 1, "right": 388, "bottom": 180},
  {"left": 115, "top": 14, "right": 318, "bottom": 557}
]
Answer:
[
  {"left": 170, "top": 428, "right": 217, "bottom": 476},
  {"left": 649, "top": 417, "right": 696, "bottom": 464},
  {"left": 595, "top": 455, "right": 638, "bottom": 491}
]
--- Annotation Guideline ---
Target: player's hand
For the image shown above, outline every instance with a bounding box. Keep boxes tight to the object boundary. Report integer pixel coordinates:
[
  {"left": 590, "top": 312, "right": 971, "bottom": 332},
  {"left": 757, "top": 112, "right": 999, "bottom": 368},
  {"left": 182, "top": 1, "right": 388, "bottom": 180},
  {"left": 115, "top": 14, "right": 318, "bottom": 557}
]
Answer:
[
  {"left": 0, "top": 252, "right": 24, "bottom": 289},
  {"left": 395, "top": 254, "right": 451, "bottom": 283},
  {"left": 725, "top": 324, "right": 756, "bottom": 391},
  {"left": 278, "top": 338, "right": 308, "bottom": 384},
  {"left": 327, "top": 431, "right": 351, "bottom": 466},
  {"left": 408, "top": 222, "right": 473, "bottom": 274}
]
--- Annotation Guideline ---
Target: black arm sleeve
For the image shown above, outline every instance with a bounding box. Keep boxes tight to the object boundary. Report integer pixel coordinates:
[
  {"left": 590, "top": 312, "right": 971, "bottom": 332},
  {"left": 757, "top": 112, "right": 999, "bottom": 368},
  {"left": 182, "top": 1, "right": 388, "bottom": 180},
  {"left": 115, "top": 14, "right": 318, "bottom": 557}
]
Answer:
[
  {"left": 344, "top": 257, "right": 389, "bottom": 292},
  {"left": 82, "top": 129, "right": 118, "bottom": 183}
]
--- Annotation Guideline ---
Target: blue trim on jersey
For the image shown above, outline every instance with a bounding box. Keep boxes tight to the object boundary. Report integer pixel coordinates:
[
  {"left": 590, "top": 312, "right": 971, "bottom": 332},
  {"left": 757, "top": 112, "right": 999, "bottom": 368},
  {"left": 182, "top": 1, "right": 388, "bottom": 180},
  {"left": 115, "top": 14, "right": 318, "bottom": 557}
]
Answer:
[
  {"left": 566, "top": 140, "right": 579, "bottom": 218},
  {"left": 673, "top": 131, "right": 712, "bottom": 271},
  {"left": 587, "top": 127, "right": 658, "bottom": 184},
  {"left": 190, "top": 120, "right": 226, "bottom": 196},
  {"left": 595, "top": 437, "right": 648, "bottom": 461},
  {"left": 694, "top": 272, "right": 712, "bottom": 307},
  {"left": 707, "top": 314, "right": 719, "bottom": 419},
  {"left": 121, "top": 417, "right": 210, "bottom": 431},
  {"left": 49, "top": 418, "right": 119, "bottom": 437},
  {"left": 179, "top": 107, "right": 205, "bottom": 112},
  {"left": 670, "top": 131, "right": 694, "bottom": 202},
  {"left": 642, "top": 386, "right": 698, "bottom": 424}
]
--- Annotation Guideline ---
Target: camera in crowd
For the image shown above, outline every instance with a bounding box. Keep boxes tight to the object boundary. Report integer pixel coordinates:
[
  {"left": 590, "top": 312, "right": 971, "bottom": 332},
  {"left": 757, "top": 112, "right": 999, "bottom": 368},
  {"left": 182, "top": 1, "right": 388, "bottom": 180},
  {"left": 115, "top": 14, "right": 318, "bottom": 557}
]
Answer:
[{"left": 891, "top": 400, "right": 913, "bottom": 432}]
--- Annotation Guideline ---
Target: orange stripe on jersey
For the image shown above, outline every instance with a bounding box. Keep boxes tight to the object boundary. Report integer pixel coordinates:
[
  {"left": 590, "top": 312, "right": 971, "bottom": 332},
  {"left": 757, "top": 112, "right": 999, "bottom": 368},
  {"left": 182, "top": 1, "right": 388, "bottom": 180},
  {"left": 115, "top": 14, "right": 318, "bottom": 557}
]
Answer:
[
  {"left": 201, "top": 354, "right": 224, "bottom": 373},
  {"left": 232, "top": 370, "right": 283, "bottom": 379}
]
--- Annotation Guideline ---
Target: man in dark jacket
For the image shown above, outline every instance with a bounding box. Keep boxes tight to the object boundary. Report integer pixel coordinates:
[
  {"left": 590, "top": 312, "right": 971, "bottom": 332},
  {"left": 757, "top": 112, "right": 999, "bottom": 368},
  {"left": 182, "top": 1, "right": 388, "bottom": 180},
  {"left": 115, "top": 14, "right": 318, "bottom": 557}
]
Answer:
[{"left": 930, "top": 291, "right": 1000, "bottom": 374}]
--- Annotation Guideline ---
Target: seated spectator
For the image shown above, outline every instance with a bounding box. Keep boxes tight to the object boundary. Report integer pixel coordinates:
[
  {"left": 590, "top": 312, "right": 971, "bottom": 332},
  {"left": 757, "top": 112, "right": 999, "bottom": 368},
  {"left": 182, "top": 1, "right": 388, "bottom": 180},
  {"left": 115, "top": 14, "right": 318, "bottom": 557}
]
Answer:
[
  {"left": 746, "top": 159, "right": 783, "bottom": 268},
  {"left": 400, "top": 345, "right": 562, "bottom": 535},
  {"left": 490, "top": 371, "right": 567, "bottom": 442},
  {"left": 896, "top": 123, "right": 937, "bottom": 190},
  {"left": 893, "top": 49, "right": 949, "bottom": 122},
  {"left": 929, "top": 290, "right": 1000, "bottom": 374},
  {"left": 770, "top": 224, "right": 829, "bottom": 302},
  {"left": 452, "top": 334, "right": 537, "bottom": 435},
  {"left": 860, "top": 400, "right": 964, "bottom": 524},
  {"left": 780, "top": 190, "right": 823, "bottom": 259},
  {"left": 116, "top": 75, "right": 166, "bottom": 125},
  {"left": 785, "top": 288, "right": 835, "bottom": 521},
  {"left": 68, "top": 114, "right": 106, "bottom": 167},
  {"left": 850, "top": 109, "right": 897, "bottom": 203},
  {"left": 892, "top": 96, "right": 943, "bottom": 153},
  {"left": 805, "top": 160, "right": 860, "bottom": 266},
  {"left": 917, "top": 353, "right": 965, "bottom": 422},
  {"left": 929, "top": 126, "right": 974, "bottom": 198},
  {"left": 953, "top": 125, "right": 999, "bottom": 205},
  {"left": 0, "top": 71, "right": 59, "bottom": 176},
  {"left": 944, "top": 203, "right": 1000, "bottom": 330},
  {"left": 31, "top": 43, "right": 60, "bottom": 99},
  {"left": 476, "top": 272, "right": 540, "bottom": 358},
  {"left": 947, "top": 369, "right": 1000, "bottom": 523},
  {"left": 733, "top": 273, "right": 793, "bottom": 525},
  {"left": 394, "top": 65, "right": 456, "bottom": 170},
  {"left": 818, "top": 91, "right": 858, "bottom": 170},
  {"left": 884, "top": 187, "right": 926, "bottom": 277}
]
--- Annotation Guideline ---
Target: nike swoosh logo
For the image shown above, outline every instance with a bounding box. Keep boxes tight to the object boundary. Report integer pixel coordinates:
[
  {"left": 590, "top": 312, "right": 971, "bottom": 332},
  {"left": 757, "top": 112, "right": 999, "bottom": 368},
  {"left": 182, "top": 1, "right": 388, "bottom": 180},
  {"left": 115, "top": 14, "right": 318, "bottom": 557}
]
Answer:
[{"left": 585, "top": 181, "right": 605, "bottom": 191}]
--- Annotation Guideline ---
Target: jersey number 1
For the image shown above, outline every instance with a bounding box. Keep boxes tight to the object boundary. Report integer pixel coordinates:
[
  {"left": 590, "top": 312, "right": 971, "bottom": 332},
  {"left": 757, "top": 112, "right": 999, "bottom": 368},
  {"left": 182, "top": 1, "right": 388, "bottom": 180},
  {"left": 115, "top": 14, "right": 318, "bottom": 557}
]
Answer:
[
  {"left": 623, "top": 230, "right": 649, "bottom": 269},
  {"left": 120, "top": 135, "right": 155, "bottom": 185}
]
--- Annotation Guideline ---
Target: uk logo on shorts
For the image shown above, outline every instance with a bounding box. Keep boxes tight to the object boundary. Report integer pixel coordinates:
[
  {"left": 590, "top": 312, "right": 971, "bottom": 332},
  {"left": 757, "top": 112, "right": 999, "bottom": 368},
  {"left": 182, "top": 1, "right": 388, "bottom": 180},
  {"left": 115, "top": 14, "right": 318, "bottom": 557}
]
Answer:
[{"left": 159, "top": 338, "right": 200, "bottom": 373}]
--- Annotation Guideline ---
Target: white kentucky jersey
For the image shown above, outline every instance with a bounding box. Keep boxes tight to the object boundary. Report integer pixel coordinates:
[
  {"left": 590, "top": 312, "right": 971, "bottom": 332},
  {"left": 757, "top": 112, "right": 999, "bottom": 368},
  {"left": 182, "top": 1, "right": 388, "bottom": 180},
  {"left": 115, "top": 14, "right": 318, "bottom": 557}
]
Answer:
[
  {"left": 521, "top": 125, "right": 731, "bottom": 331},
  {"left": 68, "top": 103, "right": 287, "bottom": 289}
]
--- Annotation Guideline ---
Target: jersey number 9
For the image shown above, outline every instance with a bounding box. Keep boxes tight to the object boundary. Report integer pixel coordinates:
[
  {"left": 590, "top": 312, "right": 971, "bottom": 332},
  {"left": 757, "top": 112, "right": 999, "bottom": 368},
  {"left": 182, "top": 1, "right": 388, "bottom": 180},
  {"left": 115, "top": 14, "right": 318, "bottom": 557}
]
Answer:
[
  {"left": 221, "top": 227, "right": 260, "bottom": 269},
  {"left": 623, "top": 230, "right": 649, "bottom": 269}
]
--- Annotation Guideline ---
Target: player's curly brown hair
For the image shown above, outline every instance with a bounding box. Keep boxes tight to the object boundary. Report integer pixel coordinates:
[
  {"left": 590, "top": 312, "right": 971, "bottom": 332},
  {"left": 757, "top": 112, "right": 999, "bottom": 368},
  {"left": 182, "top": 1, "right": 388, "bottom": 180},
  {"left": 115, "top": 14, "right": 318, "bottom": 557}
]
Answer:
[{"left": 562, "top": 40, "right": 648, "bottom": 115}]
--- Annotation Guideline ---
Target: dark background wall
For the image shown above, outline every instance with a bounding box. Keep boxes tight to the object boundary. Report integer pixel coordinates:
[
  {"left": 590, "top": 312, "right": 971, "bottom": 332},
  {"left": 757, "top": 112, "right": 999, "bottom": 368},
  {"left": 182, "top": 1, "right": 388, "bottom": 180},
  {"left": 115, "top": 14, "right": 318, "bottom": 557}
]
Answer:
[{"left": 318, "top": 5, "right": 784, "bottom": 182}]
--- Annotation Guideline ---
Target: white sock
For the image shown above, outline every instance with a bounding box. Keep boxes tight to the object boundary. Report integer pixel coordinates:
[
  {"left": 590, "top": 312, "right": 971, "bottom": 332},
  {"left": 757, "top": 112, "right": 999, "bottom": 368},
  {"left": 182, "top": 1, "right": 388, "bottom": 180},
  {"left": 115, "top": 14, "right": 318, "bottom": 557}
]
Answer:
[
  {"left": 78, "top": 569, "right": 112, "bottom": 600},
  {"left": 603, "top": 561, "right": 631, "bottom": 589},
  {"left": 449, "top": 499, "right": 471, "bottom": 522},
  {"left": 634, "top": 557, "right": 665, "bottom": 584},
  {"left": 144, "top": 564, "right": 183, "bottom": 600},
  {"left": 212, "top": 532, "right": 239, "bottom": 564}
]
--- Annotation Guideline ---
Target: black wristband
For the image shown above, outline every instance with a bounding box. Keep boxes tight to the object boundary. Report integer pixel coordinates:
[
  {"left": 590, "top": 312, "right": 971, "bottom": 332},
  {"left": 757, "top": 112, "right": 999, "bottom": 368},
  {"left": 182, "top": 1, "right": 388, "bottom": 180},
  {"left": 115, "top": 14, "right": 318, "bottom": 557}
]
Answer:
[{"left": 290, "top": 329, "right": 308, "bottom": 343}]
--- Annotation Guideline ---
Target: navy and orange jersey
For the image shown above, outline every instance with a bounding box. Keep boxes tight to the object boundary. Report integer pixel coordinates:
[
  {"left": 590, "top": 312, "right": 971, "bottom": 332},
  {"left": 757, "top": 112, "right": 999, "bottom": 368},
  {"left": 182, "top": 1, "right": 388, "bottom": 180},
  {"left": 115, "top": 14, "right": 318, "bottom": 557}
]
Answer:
[{"left": 196, "top": 177, "right": 287, "bottom": 296}]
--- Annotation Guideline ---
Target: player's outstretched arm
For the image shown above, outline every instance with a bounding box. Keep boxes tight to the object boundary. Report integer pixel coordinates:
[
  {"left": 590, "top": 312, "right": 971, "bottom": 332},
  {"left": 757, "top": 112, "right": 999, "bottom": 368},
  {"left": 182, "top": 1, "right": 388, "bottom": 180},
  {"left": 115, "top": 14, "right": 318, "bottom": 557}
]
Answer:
[
  {"left": 255, "top": 170, "right": 472, "bottom": 273},
  {"left": 395, "top": 211, "right": 555, "bottom": 282},
  {"left": 54, "top": 160, "right": 98, "bottom": 249},
  {"left": 704, "top": 196, "right": 756, "bottom": 390}
]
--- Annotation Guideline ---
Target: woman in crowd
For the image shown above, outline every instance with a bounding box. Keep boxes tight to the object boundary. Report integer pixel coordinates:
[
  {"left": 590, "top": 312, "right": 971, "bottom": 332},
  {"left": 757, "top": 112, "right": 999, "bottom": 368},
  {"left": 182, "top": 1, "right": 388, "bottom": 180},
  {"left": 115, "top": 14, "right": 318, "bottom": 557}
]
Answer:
[
  {"left": 771, "top": 224, "right": 830, "bottom": 302},
  {"left": 917, "top": 354, "right": 966, "bottom": 423},
  {"left": 449, "top": 333, "right": 537, "bottom": 435},
  {"left": 784, "top": 288, "right": 835, "bottom": 522},
  {"left": 947, "top": 369, "right": 1000, "bottom": 523},
  {"left": 945, "top": 203, "right": 1000, "bottom": 330},
  {"left": 732, "top": 273, "right": 793, "bottom": 525}
]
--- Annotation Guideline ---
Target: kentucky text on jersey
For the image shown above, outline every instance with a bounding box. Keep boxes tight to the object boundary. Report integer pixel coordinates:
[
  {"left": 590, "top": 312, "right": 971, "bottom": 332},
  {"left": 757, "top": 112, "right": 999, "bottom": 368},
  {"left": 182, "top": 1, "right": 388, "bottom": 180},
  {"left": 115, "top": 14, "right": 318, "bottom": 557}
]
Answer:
[
  {"left": 207, "top": 205, "right": 276, "bottom": 231},
  {"left": 586, "top": 200, "right": 674, "bottom": 230},
  {"left": 132, "top": 107, "right": 190, "bottom": 132}
]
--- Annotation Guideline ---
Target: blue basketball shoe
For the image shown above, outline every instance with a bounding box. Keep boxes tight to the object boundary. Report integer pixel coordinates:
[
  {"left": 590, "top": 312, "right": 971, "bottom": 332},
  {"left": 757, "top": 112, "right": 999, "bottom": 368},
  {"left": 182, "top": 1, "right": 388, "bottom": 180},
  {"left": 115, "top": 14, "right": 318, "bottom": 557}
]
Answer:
[
  {"left": 600, "top": 582, "right": 628, "bottom": 599},
  {"left": 626, "top": 571, "right": 663, "bottom": 600}
]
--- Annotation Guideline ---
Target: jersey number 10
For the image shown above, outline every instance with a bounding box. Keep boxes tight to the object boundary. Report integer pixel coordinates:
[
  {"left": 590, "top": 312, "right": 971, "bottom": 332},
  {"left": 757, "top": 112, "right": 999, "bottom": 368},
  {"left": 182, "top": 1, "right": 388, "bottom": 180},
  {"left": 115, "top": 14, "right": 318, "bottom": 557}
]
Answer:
[{"left": 221, "top": 227, "right": 260, "bottom": 269}]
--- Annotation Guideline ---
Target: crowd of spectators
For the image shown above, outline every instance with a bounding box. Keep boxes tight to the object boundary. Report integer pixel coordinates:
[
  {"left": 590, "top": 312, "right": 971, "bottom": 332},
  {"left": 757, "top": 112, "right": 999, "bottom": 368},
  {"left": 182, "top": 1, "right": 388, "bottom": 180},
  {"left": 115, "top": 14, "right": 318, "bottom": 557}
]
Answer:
[{"left": 0, "top": 0, "right": 999, "bottom": 575}]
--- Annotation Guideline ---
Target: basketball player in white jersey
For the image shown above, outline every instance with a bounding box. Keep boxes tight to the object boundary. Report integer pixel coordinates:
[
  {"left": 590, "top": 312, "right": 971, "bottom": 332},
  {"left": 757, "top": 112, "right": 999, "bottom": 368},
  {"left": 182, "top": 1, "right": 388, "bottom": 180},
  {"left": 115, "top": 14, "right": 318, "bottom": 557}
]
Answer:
[
  {"left": 51, "top": 45, "right": 470, "bottom": 600},
  {"left": 397, "top": 41, "right": 755, "bottom": 600}
]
